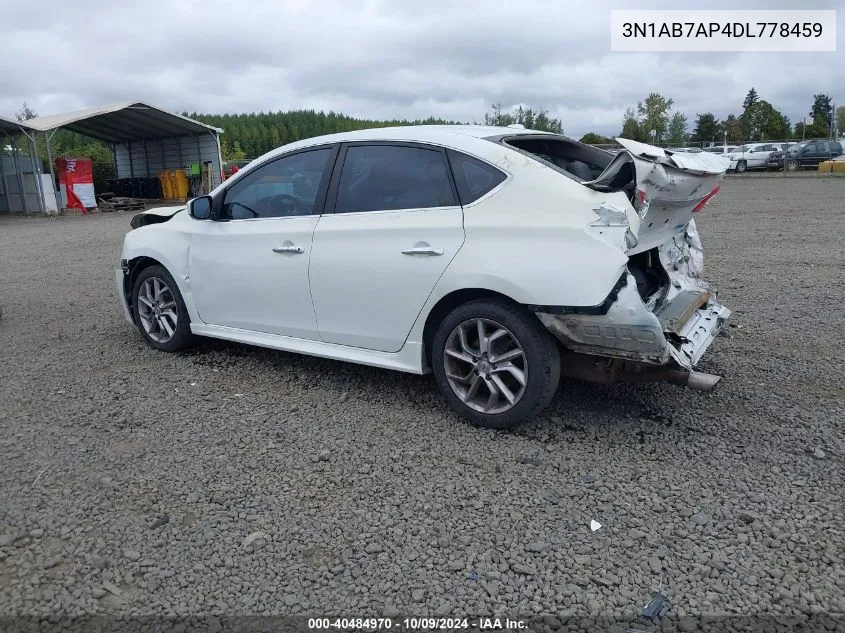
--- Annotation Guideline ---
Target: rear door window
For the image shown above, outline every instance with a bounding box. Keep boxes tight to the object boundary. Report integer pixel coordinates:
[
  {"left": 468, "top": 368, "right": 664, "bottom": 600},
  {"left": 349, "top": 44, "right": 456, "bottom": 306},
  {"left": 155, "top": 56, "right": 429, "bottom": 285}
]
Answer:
[
  {"left": 446, "top": 149, "right": 507, "bottom": 205},
  {"left": 333, "top": 145, "right": 456, "bottom": 213}
]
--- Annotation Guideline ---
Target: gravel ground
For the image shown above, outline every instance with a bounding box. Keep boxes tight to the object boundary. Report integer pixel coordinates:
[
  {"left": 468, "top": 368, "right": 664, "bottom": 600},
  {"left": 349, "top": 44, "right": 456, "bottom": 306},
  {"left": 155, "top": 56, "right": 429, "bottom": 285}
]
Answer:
[{"left": 1, "top": 177, "right": 843, "bottom": 631}]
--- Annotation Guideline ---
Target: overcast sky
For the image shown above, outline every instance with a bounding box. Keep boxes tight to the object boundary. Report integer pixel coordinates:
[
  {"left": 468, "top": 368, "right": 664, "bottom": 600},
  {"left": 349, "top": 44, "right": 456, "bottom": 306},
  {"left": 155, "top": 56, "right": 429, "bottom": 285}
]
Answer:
[{"left": 1, "top": 0, "right": 842, "bottom": 138}]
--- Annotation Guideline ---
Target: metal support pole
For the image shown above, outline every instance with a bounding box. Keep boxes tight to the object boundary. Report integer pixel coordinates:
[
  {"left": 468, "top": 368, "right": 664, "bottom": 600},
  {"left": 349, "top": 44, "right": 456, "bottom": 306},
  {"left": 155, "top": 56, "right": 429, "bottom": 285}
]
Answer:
[
  {"left": 10, "top": 137, "right": 28, "bottom": 213},
  {"left": 42, "top": 131, "right": 58, "bottom": 211},
  {"left": 128, "top": 141, "right": 134, "bottom": 177},
  {"left": 111, "top": 143, "right": 118, "bottom": 179},
  {"left": 0, "top": 135, "right": 9, "bottom": 212},
  {"left": 143, "top": 139, "right": 150, "bottom": 177},
  {"left": 209, "top": 130, "right": 222, "bottom": 188},
  {"left": 177, "top": 136, "right": 184, "bottom": 167},
  {"left": 25, "top": 132, "right": 46, "bottom": 213}
]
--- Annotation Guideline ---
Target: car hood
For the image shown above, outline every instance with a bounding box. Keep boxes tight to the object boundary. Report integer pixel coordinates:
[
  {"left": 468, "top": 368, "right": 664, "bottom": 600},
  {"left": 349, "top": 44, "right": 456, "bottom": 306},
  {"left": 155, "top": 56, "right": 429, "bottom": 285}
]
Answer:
[{"left": 129, "top": 205, "right": 186, "bottom": 229}]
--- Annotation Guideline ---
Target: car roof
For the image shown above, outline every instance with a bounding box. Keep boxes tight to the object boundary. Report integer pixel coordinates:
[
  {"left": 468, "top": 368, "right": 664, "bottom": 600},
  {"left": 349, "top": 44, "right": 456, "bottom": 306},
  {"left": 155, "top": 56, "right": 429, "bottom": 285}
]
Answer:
[{"left": 249, "top": 124, "right": 555, "bottom": 163}]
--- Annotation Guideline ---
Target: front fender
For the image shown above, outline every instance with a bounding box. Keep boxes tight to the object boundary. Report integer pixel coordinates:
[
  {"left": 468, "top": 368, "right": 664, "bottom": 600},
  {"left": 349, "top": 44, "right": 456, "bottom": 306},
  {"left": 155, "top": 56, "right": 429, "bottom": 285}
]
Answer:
[{"left": 121, "top": 224, "right": 202, "bottom": 325}]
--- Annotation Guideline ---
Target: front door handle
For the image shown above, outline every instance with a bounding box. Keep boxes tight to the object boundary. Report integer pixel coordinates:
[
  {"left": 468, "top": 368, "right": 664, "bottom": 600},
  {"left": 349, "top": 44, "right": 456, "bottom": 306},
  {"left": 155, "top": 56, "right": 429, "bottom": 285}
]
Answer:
[
  {"left": 272, "top": 243, "right": 304, "bottom": 254},
  {"left": 402, "top": 242, "right": 443, "bottom": 256}
]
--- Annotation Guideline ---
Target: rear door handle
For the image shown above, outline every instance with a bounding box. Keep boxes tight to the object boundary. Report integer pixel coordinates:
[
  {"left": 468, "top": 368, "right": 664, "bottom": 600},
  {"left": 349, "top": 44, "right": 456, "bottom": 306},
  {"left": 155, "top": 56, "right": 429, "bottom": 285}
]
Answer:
[
  {"left": 272, "top": 243, "right": 304, "bottom": 254},
  {"left": 402, "top": 242, "right": 443, "bottom": 256}
]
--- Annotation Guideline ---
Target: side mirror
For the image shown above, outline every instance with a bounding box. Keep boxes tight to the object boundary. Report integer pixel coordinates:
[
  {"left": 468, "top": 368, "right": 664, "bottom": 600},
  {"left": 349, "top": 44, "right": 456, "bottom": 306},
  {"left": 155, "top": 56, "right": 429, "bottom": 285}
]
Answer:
[{"left": 189, "top": 196, "right": 212, "bottom": 220}]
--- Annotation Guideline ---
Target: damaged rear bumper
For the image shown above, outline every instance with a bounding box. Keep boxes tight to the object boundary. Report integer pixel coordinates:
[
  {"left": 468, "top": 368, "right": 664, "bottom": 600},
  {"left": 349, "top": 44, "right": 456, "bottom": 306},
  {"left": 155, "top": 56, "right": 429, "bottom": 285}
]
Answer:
[{"left": 534, "top": 271, "right": 730, "bottom": 375}]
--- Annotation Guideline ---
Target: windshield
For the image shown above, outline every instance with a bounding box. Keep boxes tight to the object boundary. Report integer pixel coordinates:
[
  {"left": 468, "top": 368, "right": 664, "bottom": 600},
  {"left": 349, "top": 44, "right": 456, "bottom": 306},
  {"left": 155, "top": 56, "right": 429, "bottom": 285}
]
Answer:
[{"left": 733, "top": 145, "right": 750, "bottom": 153}]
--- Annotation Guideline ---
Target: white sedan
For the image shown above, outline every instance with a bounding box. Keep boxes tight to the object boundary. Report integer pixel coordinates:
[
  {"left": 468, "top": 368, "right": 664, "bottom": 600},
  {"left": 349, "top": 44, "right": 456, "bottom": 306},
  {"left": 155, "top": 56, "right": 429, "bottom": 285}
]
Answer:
[{"left": 116, "top": 126, "right": 731, "bottom": 428}]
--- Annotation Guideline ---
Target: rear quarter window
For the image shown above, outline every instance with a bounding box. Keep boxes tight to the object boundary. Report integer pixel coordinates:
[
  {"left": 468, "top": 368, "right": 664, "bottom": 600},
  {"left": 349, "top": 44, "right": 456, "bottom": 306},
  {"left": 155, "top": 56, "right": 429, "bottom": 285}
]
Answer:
[{"left": 446, "top": 149, "right": 507, "bottom": 205}]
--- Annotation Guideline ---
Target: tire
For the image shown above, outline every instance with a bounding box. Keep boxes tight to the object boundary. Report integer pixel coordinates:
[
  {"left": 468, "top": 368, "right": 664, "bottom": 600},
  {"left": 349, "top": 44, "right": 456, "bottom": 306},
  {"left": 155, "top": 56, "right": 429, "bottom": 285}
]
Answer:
[
  {"left": 735, "top": 160, "right": 747, "bottom": 173},
  {"left": 431, "top": 298, "right": 560, "bottom": 429},
  {"left": 132, "top": 264, "right": 194, "bottom": 352},
  {"left": 786, "top": 159, "right": 800, "bottom": 172}
]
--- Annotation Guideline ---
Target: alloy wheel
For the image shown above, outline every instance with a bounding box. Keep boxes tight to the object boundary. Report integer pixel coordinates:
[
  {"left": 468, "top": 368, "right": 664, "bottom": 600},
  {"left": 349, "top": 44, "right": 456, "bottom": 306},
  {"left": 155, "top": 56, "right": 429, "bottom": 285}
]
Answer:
[
  {"left": 137, "top": 277, "right": 179, "bottom": 343},
  {"left": 443, "top": 318, "right": 528, "bottom": 414}
]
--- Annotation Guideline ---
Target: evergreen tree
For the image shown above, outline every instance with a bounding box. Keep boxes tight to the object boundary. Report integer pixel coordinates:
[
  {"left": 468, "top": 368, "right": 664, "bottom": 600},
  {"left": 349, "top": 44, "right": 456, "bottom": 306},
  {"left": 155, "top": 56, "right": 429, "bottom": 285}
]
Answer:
[
  {"left": 807, "top": 94, "right": 833, "bottom": 137},
  {"left": 667, "top": 112, "right": 688, "bottom": 146},
  {"left": 691, "top": 113, "right": 721, "bottom": 144},
  {"left": 742, "top": 88, "right": 759, "bottom": 111}
]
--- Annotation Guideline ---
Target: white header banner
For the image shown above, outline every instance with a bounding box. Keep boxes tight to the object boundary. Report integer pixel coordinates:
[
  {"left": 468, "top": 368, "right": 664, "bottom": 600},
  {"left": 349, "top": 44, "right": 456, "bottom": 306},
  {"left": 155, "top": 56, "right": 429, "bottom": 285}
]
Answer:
[{"left": 610, "top": 10, "right": 837, "bottom": 52}]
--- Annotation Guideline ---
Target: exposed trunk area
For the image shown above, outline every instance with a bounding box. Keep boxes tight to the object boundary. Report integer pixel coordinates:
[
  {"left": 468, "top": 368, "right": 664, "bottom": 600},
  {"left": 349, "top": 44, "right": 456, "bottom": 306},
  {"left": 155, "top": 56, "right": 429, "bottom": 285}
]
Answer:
[{"left": 500, "top": 135, "right": 729, "bottom": 255}]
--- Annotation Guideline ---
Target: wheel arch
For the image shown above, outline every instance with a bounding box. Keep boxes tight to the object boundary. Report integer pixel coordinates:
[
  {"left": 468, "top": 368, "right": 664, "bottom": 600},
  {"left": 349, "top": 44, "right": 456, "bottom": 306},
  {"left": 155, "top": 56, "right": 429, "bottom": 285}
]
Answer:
[
  {"left": 421, "top": 288, "right": 526, "bottom": 370},
  {"left": 123, "top": 256, "right": 166, "bottom": 323}
]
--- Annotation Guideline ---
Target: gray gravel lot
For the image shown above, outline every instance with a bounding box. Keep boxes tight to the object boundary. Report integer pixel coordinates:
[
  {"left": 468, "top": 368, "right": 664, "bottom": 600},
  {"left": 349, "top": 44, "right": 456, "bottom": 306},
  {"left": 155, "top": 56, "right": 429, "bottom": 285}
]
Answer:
[{"left": 1, "top": 177, "right": 844, "bottom": 630}]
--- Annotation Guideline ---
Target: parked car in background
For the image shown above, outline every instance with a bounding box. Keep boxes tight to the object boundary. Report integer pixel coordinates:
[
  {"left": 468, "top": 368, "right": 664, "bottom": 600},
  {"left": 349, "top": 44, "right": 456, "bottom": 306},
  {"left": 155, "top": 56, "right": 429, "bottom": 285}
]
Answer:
[
  {"left": 704, "top": 145, "right": 738, "bottom": 156},
  {"left": 668, "top": 147, "right": 703, "bottom": 153},
  {"left": 116, "top": 127, "right": 731, "bottom": 429},
  {"left": 728, "top": 142, "right": 793, "bottom": 173},
  {"left": 767, "top": 140, "right": 843, "bottom": 171}
]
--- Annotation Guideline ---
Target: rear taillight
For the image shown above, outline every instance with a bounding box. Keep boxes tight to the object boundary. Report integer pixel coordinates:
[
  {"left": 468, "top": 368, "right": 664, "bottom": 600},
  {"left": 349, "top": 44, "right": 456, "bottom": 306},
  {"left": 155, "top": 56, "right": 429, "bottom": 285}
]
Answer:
[{"left": 692, "top": 185, "right": 720, "bottom": 213}]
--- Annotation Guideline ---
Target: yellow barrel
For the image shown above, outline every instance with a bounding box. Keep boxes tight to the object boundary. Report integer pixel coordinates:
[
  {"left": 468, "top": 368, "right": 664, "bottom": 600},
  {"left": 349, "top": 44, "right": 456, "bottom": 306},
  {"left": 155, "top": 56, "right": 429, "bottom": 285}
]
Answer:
[
  {"left": 166, "top": 170, "right": 178, "bottom": 200},
  {"left": 159, "top": 172, "right": 172, "bottom": 199},
  {"left": 165, "top": 171, "right": 176, "bottom": 199},
  {"left": 174, "top": 169, "right": 190, "bottom": 199}
]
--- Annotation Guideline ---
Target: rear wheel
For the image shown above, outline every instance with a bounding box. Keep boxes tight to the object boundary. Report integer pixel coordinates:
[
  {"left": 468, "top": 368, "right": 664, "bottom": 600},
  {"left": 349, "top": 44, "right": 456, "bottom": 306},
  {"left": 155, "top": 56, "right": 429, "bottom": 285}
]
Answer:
[
  {"left": 431, "top": 299, "right": 560, "bottom": 429},
  {"left": 132, "top": 265, "right": 194, "bottom": 352}
]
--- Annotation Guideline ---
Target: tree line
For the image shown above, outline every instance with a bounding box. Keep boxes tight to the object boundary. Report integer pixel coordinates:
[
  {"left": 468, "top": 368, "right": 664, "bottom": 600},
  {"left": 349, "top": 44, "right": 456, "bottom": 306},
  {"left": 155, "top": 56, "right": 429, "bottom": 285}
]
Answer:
[{"left": 596, "top": 89, "right": 844, "bottom": 147}]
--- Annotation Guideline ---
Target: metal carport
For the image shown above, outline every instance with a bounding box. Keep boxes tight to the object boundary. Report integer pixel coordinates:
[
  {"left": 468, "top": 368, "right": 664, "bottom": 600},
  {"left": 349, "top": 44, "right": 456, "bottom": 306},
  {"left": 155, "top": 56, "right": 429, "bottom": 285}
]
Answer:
[
  {"left": 0, "top": 115, "right": 50, "bottom": 214},
  {"left": 24, "top": 102, "right": 224, "bottom": 211}
]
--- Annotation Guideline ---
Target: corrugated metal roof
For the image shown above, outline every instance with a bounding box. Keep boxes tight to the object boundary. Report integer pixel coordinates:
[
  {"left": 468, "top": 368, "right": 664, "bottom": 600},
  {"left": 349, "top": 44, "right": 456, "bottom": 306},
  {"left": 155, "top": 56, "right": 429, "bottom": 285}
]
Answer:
[
  {"left": 0, "top": 114, "right": 37, "bottom": 135},
  {"left": 24, "top": 102, "right": 222, "bottom": 143}
]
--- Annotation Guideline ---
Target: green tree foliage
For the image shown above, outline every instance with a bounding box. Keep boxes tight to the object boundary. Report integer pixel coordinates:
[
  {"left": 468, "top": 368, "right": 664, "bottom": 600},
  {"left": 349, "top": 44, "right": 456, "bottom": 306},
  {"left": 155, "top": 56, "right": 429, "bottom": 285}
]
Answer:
[
  {"left": 579, "top": 132, "right": 613, "bottom": 144},
  {"left": 836, "top": 106, "right": 845, "bottom": 137},
  {"left": 620, "top": 107, "right": 644, "bottom": 142},
  {"left": 807, "top": 94, "right": 833, "bottom": 138},
  {"left": 792, "top": 121, "right": 807, "bottom": 140},
  {"left": 738, "top": 88, "right": 790, "bottom": 140},
  {"left": 483, "top": 104, "right": 563, "bottom": 133},
  {"left": 690, "top": 113, "right": 721, "bottom": 144},
  {"left": 723, "top": 114, "right": 745, "bottom": 143},
  {"left": 636, "top": 92, "right": 674, "bottom": 142},
  {"left": 667, "top": 112, "right": 688, "bottom": 146},
  {"left": 742, "top": 87, "right": 759, "bottom": 112},
  {"left": 744, "top": 100, "right": 791, "bottom": 140}
]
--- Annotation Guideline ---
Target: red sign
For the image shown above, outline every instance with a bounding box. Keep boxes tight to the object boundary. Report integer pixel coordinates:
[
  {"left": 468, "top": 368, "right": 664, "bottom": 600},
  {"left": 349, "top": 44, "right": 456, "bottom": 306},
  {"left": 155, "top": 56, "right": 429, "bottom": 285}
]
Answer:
[{"left": 56, "top": 158, "right": 95, "bottom": 213}]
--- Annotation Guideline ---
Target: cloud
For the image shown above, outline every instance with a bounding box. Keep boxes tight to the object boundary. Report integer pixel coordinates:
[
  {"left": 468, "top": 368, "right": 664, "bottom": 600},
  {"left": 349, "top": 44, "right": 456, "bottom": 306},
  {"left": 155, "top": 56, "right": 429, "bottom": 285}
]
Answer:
[{"left": 1, "top": 0, "right": 842, "bottom": 138}]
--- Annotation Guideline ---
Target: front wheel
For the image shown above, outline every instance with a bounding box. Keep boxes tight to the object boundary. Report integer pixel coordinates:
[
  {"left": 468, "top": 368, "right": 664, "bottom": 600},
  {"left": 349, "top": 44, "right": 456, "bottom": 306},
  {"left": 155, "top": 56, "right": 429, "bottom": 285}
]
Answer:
[
  {"left": 735, "top": 160, "right": 747, "bottom": 173},
  {"left": 431, "top": 299, "right": 560, "bottom": 429},
  {"left": 132, "top": 265, "right": 194, "bottom": 352},
  {"left": 786, "top": 159, "right": 800, "bottom": 172}
]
